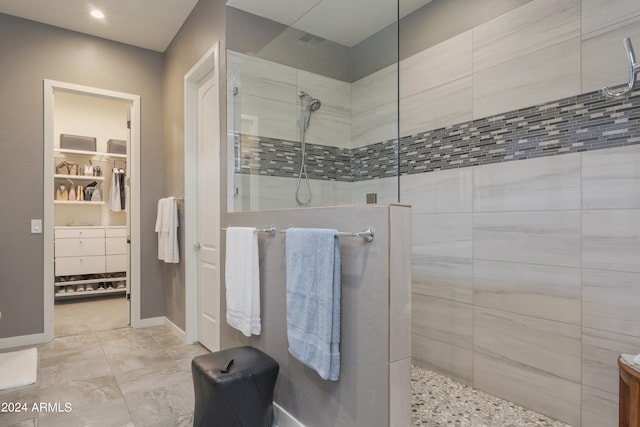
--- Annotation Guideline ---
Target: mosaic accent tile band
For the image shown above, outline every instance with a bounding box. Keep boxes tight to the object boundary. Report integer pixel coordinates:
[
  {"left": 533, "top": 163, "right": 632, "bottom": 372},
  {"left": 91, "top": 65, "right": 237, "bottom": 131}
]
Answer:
[
  {"left": 237, "top": 134, "right": 353, "bottom": 181},
  {"left": 399, "top": 89, "right": 640, "bottom": 176},
  {"left": 236, "top": 89, "right": 640, "bottom": 181}
]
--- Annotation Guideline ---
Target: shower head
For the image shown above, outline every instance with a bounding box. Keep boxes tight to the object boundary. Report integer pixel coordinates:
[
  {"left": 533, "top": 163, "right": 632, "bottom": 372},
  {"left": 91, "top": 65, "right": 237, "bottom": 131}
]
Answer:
[
  {"left": 299, "top": 92, "right": 321, "bottom": 131},
  {"left": 307, "top": 98, "right": 321, "bottom": 112}
]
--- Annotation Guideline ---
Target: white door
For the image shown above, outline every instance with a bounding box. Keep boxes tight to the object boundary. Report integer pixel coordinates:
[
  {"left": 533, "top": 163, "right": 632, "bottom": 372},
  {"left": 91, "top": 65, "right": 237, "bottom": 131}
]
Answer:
[{"left": 196, "top": 70, "right": 221, "bottom": 351}]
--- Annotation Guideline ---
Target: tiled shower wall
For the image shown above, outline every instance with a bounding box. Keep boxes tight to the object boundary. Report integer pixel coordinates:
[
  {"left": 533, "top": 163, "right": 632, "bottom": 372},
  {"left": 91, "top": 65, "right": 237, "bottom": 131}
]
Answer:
[
  {"left": 405, "top": 1, "right": 640, "bottom": 426},
  {"left": 228, "top": 0, "right": 640, "bottom": 424}
]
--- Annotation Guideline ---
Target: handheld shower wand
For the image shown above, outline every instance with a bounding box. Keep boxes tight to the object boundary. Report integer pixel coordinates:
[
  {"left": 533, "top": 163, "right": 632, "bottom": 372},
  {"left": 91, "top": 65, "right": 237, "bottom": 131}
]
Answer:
[{"left": 296, "top": 91, "right": 321, "bottom": 205}]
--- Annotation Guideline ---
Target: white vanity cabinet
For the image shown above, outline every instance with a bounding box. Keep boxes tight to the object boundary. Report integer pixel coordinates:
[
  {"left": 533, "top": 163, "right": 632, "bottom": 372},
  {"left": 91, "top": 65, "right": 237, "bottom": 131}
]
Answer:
[{"left": 54, "top": 226, "right": 127, "bottom": 299}]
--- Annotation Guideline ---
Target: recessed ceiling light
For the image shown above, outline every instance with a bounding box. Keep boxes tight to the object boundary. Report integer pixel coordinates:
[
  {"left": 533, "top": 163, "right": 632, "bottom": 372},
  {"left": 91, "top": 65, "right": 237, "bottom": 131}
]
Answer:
[{"left": 90, "top": 9, "right": 105, "bottom": 19}]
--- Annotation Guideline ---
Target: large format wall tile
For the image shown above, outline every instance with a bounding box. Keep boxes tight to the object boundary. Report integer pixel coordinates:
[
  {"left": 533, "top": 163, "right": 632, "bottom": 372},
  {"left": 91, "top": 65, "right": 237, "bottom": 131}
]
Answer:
[
  {"left": 474, "top": 307, "right": 581, "bottom": 425},
  {"left": 400, "top": 168, "right": 472, "bottom": 214},
  {"left": 350, "top": 176, "right": 398, "bottom": 205},
  {"left": 351, "top": 65, "right": 397, "bottom": 149},
  {"left": 352, "top": 64, "right": 396, "bottom": 116},
  {"left": 236, "top": 93, "right": 297, "bottom": 141},
  {"left": 583, "top": 269, "right": 640, "bottom": 336},
  {"left": 399, "top": 30, "right": 472, "bottom": 98},
  {"left": 413, "top": 213, "right": 472, "bottom": 259},
  {"left": 352, "top": 99, "right": 398, "bottom": 148},
  {"left": 582, "top": 144, "right": 640, "bottom": 209},
  {"left": 473, "top": 38, "right": 581, "bottom": 119},
  {"left": 582, "top": 20, "right": 640, "bottom": 93},
  {"left": 297, "top": 70, "right": 351, "bottom": 115},
  {"left": 582, "top": 0, "right": 640, "bottom": 34},
  {"left": 412, "top": 333, "right": 473, "bottom": 386},
  {"left": 583, "top": 209, "right": 640, "bottom": 273},
  {"left": 474, "top": 260, "right": 580, "bottom": 324},
  {"left": 412, "top": 293, "right": 473, "bottom": 350},
  {"left": 473, "top": 211, "right": 581, "bottom": 267},
  {"left": 582, "top": 327, "right": 640, "bottom": 396},
  {"left": 234, "top": 174, "right": 351, "bottom": 211},
  {"left": 413, "top": 254, "right": 473, "bottom": 304},
  {"left": 400, "top": 76, "right": 473, "bottom": 137},
  {"left": 231, "top": 54, "right": 297, "bottom": 102},
  {"left": 473, "top": 153, "right": 581, "bottom": 212},
  {"left": 474, "top": 307, "right": 581, "bottom": 383},
  {"left": 474, "top": 352, "right": 581, "bottom": 426},
  {"left": 582, "top": 385, "right": 618, "bottom": 427},
  {"left": 473, "top": 0, "right": 580, "bottom": 72},
  {"left": 297, "top": 73, "right": 352, "bottom": 148},
  {"left": 302, "top": 107, "right": 352, "bottom": 149}
]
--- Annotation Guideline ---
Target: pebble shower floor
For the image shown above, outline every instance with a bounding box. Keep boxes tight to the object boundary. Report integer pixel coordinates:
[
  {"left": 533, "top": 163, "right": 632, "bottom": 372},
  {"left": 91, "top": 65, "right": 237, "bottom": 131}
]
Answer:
[{"left": 411, "top": 365, "right": 571, "bottom": 426}]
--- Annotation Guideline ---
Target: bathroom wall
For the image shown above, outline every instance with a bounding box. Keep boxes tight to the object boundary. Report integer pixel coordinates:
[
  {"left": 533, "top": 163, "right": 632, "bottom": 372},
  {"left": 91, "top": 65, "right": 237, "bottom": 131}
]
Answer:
[
  {"left": 161, "top": 0, "right": 227, "bottom": 330},
  {"left": 403, "top": 0, "right": 640, "bottom": 425},
  {"left": 0, "top": 13, "right": 165, "bottom": 339},
  {"left": 219, "top": 204, "right": 412, "bottom": 427}
]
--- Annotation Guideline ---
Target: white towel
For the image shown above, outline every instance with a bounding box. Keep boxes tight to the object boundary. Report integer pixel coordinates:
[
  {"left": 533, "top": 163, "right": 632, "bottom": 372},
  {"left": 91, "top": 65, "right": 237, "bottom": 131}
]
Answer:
[
  {"left": 225, "top": 227, "right": 261, "bottom": 336},
  {"left": 155, "top": 197, "right": 180, "bottom": 263}
]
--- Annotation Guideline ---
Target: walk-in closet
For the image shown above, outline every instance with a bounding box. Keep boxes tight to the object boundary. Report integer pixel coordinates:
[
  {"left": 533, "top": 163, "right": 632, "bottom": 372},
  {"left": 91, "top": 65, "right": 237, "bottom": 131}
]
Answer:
[{"left": 51, "top": 89, "right": 131, "bottom": 336}]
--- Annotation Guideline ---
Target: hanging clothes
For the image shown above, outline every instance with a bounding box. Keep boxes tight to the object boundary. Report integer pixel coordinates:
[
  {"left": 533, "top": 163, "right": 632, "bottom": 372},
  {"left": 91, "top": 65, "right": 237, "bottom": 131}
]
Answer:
[
  {"left": 110, "top": 168, "right": 121, "bottom": 212},
  {"left": 110, "top": 168, "right": 126, "bottom": 212},
  {"left": 119, "top": 169, "right": 126, "bottom": 211}
]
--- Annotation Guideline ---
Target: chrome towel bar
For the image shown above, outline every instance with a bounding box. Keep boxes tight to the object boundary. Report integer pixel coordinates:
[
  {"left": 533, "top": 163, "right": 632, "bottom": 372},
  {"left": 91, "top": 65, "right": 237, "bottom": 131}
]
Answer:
[
  {"left": 279, "top": 227, "right": 375, "bottom": 243},
  {"left": 221, "top": 226, "right": 277, "bottom": 237}
]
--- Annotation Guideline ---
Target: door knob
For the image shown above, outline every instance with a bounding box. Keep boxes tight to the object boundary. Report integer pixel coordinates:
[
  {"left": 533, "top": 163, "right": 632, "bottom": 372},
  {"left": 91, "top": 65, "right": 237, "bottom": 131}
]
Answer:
[{"left": 194, "top": 242, "right": 201, "bottom": 250}]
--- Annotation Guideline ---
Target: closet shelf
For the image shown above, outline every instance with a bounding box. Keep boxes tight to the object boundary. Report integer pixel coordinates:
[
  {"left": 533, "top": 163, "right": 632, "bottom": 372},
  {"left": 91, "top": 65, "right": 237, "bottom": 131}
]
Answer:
[
  {"left": 54, "top": 174, "right": 105, "bottom": 181},
  {"left": 54, "top": 287, "right": 125, "bottom": 299},
  {"left": 54, "top": 276, "right": 126, "bottom": 286},
  {"left": 54, "top": 200, "right": 105, "bottom": 205},
  {"left": 54, "top": 148, "right": 127, "bottom": 160}
]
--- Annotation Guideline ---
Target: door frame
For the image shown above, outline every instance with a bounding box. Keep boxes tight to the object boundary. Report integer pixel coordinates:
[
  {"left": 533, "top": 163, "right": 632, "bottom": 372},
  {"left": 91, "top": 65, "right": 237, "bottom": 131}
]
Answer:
[
  {"left": 184, "top": 42, "right": 221, "bottom": 345},
  {"left": 43, "top": 80, "right": 142, "bottom": 341}
]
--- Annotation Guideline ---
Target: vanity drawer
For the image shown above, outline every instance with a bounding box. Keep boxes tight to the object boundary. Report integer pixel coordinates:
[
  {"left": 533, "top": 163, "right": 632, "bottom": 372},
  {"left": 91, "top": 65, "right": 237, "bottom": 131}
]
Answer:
[
  {"left": 55, "top": 238, "right": 105, "bottom": 258},
  {"left": 106, "top": 254, "right": 127, "bottom": 273},
  {"left": 106, "top": 237, "right": 127, "bottom": 255},
  {"left": 55, "top": 227, "right": 104, "bottom": 239},
  {"left": 55, "top": 256, "right": 105, "bottom": 276}
]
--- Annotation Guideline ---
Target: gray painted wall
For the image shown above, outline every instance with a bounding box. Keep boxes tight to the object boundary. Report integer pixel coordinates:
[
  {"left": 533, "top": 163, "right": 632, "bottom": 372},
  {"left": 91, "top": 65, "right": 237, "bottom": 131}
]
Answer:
[
  {"left": 162, "top": 0, "right": 227, "bottom": 330},
  {"left": 227, "top": 7, "right": 352, "bottom": 82},
  {"left": 0, "top": 13, "right": 165, "bottom": 338}
]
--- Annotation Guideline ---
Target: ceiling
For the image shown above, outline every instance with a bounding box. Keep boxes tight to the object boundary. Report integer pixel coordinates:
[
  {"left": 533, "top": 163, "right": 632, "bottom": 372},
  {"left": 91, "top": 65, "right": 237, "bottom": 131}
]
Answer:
[
  {"left": 227, "top": 0, "right": 433, "bottom": 47},
  {"left": 0, "top": 0, "right": 432, "bottom": 52},
  {"left": 0, "top": 0, "right": 199, "bottom": 52}
]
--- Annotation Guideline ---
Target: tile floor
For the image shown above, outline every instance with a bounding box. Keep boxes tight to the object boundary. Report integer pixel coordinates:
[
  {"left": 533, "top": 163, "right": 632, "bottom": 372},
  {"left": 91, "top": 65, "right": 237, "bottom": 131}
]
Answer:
[
  {"left": 1, "top": 298, "right": 572, "bottom": 426},
  {"left": 0, "top": 297, "right": 208, "bottom": 427}
]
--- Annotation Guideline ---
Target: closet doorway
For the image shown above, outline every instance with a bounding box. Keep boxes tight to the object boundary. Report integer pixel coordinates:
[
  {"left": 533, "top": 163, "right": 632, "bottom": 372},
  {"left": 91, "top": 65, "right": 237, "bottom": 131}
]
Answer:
[{"left": 43, "top": 80, "right": 141, "bottom": 340}]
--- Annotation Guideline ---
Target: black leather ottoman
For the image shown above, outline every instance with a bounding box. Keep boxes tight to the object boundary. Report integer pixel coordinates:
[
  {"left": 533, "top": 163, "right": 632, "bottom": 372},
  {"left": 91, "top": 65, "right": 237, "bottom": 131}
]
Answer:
[{"left": 192, "top": 346, "right": 279, "bottom": 427}]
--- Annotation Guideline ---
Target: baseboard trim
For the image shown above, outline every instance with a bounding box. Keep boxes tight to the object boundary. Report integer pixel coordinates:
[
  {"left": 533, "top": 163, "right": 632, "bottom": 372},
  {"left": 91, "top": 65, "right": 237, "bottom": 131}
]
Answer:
[
  {"left": 163, "top": 317, "right": 186, "bottom": 342},
  {"left": 135, "top": 316, "right": 165, "bottom": 328},
  {"left": 0, "top": 332, "right": 47, "bottom": 350},
  {"left": 274, "top": 402, "right": 305, "bottom": 427}
]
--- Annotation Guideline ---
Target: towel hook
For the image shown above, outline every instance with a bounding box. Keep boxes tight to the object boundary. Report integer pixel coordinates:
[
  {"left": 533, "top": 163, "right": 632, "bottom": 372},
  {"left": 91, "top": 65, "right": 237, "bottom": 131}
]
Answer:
[{"left": 602, "top": 37, "right": 640, "bottom": 98}]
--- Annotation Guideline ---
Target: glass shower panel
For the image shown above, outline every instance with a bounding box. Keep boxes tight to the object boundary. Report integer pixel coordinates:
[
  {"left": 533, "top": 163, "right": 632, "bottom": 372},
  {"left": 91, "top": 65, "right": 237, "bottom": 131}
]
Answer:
[{"left": 226, "top": 0, "right": 399, "bottom": 212}]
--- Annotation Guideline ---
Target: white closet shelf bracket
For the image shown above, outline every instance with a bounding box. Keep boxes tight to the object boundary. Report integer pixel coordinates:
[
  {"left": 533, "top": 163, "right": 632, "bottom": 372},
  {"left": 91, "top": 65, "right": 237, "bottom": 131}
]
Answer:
[{"left": 602, "top": 37, "right": 640, "bottom": 98}]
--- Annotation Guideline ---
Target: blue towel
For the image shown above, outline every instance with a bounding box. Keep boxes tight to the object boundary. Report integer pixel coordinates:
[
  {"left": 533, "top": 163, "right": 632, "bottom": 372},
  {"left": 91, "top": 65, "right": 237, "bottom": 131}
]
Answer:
[{"left": 285, "top": 228, "right": 341, "bottom": 381}]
